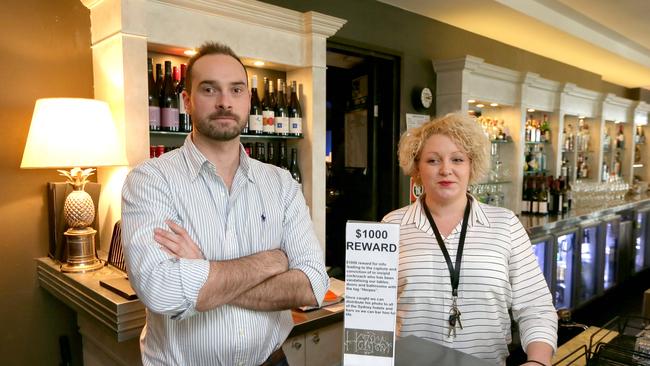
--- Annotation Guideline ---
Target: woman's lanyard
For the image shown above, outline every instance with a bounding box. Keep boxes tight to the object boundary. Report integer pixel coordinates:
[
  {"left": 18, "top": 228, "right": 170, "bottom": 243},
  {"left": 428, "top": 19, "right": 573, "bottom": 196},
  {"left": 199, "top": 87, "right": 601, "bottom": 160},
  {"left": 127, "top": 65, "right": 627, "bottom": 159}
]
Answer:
[{"left": 421, "top": 197, "right": 471, "bottom": 338}]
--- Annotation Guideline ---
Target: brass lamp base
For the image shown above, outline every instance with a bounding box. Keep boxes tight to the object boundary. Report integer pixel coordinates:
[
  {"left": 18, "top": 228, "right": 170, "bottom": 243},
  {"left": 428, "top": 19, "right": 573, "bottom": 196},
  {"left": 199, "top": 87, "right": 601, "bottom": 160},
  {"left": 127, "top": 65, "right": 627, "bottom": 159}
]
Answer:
[{"left": 62, "top": 227, "right": 103, "bottom": 273}]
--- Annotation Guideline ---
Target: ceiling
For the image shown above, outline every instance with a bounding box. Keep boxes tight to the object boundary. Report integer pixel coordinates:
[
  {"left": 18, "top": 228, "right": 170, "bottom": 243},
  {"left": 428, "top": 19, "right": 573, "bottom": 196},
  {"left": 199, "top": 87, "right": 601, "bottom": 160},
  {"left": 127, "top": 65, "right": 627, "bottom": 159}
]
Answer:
[{"left": 378, "top": 0, "right": 650, "bottom": 89}]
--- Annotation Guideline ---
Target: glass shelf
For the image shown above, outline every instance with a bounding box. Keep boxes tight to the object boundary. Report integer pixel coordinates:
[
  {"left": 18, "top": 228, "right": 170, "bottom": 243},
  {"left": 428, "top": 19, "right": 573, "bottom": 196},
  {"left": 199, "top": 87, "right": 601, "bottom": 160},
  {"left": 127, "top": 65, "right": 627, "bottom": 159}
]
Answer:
[
  {"left": 475, "top": 180, "right": 512, "bottom": 185},
  {"left": 524, "top": 170, "right": 550, "bottom": 176},
  {"left": 150, "top": 130, "right": 303, "bottom": 140},
  {"left": 490, "top": 139, "right": 513, "bottom": 144},
  {"left": 524, "top": 141, "right": 550, "bottom": 145}
]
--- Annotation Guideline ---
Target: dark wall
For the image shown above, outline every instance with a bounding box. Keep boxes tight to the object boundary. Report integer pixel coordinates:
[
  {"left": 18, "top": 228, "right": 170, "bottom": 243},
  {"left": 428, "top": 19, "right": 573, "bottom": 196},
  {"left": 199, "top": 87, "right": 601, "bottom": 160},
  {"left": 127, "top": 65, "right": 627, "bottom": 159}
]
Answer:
[{"left": 0, "top": 0, "right": 93, "bottom": 364}]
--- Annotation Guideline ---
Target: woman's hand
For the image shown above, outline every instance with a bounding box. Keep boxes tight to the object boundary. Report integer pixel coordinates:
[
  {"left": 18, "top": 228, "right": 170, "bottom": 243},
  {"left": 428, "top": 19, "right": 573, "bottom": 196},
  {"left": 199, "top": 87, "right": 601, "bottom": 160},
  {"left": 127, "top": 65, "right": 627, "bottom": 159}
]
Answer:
[{"left": 154, "top": 220, "right": 205, "bottom": 260}]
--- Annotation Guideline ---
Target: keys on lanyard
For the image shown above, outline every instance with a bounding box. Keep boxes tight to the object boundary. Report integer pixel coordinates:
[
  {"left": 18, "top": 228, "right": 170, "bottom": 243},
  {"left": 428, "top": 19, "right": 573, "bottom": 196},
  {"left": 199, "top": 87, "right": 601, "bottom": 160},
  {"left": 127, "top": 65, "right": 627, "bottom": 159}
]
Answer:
[{"left": 447, "top": 296, "right": 463, "bottom": 338}]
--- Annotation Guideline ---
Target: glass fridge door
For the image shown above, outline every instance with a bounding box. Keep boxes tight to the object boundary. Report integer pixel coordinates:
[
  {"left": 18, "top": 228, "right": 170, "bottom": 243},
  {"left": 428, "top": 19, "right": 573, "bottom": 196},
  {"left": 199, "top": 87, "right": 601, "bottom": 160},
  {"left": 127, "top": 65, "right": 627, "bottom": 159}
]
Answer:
[
  {"left": 555, "top": 231, "right": 576, "bottom": 309},
  {"left": 603, "top": 218, "right": 620, "bottom": 290},
  {"left": 636, "top": 210, "right": 648, "bottom": 272},
  {"left": 532, "top": 236, "right": 552, "bottom": 288},
  {"left": 577, "top": 224, "right": 599, "bottom": 305}
]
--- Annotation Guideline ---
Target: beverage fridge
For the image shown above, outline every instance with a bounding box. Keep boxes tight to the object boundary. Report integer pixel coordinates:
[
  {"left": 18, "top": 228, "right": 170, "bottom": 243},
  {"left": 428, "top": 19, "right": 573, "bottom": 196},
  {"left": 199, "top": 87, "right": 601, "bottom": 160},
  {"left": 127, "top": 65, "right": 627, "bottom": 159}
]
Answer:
[
  {"left": 531, "top": 235, "right": 553, "bottom": 289},
  {"left": 554, "top": 228, "right": 578, "bottom": 310},
  {"left": 576, "top": 220, "right": 600, "bottom": 307},
  {"left": 635, "top": 207, "right": 650, "bottom": 272},
  {"left": 600, "top": 215, "right": 622, "bottom": 291}
]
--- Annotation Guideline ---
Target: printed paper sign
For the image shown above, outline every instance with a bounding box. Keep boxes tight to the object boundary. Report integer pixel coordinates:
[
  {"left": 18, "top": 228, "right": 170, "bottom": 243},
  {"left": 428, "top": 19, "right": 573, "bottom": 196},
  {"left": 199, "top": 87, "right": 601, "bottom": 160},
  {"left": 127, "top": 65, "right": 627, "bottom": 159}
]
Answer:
[
  {"left": 343, "top": 221, "right": 400, "bottom": 366},
  {"left": 405, "top": 113, "right": 430, "bottom": 130}
]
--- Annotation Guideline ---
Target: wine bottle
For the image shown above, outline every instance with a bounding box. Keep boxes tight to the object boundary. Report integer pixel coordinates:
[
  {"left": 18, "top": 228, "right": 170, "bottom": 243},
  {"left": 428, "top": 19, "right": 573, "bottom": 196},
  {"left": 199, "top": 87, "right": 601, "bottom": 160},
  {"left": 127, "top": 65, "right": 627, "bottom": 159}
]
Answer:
[
  {"left": 521, "top": 176, "right": 530, "bottom": 214},
  {"left": 172, "top": 66, "right": 179, "bottom": 89},
  {"left": 274, "top": 79, "right": 289, "bottom": 136},
  {"left": 160, "top": 61, "right": 179, "bottom": 131},
  {"left": 147, "top": 58, "right": 161, "bottom": 131},
  {"left": 278, "top": 141, "right": 289, "bottom": 170},
  {"left": 538, "top": 176, "right": 548, "bottom": 216},
  {"left": 267, "top": 142, "right": 276, "bottom": 166},
  {"left": 531, "top": 176, "right": 539, "bottom": 214},
  {"left": 176, "top": 63, "right": 191, "bottom": 133},
  {"left": 244, "top": 143, "right": 253, "bottom": 157},
  {"left": 155, "top": 63, "right": 164, "bottom": 101},
  {"left": 262, "top": 78, "right": 276, "bottom": 135},
  {"left": 248, "top": 75, "right": 263, "bottom": 135},
  {"left": 255, "top": 142, "right": 267, "bottom": 163},
  {"left": 288, "top": 80, "right": 303, "bottom": 137},
  {"left": 289, "top": 148, "right": 302, "bottom": 184}
]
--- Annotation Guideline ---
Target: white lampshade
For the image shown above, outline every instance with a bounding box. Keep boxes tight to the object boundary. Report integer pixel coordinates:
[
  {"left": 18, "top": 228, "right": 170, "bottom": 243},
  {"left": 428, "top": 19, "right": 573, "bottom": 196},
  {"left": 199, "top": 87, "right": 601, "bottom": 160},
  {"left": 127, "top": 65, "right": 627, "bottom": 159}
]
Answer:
[{"left": 21, "top": 98, "right": 127, "bottom": 168}]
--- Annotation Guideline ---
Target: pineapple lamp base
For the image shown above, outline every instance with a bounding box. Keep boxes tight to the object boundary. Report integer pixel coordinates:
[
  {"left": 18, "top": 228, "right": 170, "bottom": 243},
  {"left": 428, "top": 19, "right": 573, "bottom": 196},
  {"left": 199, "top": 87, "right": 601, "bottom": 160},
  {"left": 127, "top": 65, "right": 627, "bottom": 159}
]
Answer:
[{"left": 61, "top": 227, "right": 103, "bottom": 273}]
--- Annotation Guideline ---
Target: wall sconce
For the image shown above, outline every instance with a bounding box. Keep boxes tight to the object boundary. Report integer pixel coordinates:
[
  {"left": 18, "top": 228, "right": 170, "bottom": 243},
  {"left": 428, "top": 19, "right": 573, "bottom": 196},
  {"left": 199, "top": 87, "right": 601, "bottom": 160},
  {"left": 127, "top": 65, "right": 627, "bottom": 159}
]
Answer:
[{"left": 21, "top": 98, "right": 127, "bottom": 272}]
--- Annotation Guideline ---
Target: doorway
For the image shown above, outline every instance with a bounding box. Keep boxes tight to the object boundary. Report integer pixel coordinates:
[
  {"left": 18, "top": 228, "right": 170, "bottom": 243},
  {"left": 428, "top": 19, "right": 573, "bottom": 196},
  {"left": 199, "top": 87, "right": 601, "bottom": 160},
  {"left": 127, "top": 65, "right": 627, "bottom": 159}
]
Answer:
[{"left": 325, "top": 42, "right": 400, "bottom": 273}]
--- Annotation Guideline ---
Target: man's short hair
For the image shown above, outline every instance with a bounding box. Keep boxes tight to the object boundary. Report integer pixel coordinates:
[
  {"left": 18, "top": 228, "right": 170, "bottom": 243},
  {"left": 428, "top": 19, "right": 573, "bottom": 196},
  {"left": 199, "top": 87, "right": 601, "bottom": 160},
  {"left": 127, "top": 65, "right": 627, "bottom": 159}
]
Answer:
[{"left": 185, "top": 42, "right": 248, "bottom": 92}]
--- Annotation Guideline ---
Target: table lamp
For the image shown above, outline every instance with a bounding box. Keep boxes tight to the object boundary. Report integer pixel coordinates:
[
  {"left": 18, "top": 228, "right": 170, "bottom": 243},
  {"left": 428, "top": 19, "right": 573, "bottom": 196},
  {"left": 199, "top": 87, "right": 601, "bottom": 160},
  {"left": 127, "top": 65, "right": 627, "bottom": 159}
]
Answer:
[{"left": 21, "top": 98, "right": 127, "bottom": 273}]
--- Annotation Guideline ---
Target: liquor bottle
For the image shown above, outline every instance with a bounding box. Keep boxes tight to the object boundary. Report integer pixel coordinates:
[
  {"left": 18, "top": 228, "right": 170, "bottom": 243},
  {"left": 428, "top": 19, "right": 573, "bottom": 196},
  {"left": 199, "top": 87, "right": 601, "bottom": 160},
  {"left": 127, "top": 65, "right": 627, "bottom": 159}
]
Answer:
[
  {"left": 248, "top": 75, "right": 263, "bottom": 135},
  {"left": 541, "top": 114, "right": 551, "bottom": 142},
  {"left": 160, "top": 61, "right": 179, "bottom": 131},
  {"left": 613, "top": 152, "right": 622, "bottom": 177},
  {"left": 579, "top": 155, "right": 589, "bottom": 179},
  {"left": 558, "top": 177, "right": 569, "bottom": 214},
  {"left": 288, "top": 80, "right": 303, "bottom": 137},
  {"left": 534, "top": 119, "right": 541, "bottom": 143},
  {"left": 176, "top": 64, "right": 191, "bottom": 133},
  {"left": 147, "top": 58, "right": 161, "bottom": 131},
  {"left": 616, "top": 124, "right": 625, "bottom": 149},
  {"left": 602, "top": 161, "right": 609, "bottom": 182},
  {"left": 267, "top": 142, "right": 276, "bottom": 166},
  {"left": 278, "top": 141, "right": 289, "bottom": 170},
  {"left": 525, "top": 116, "right": 532, "bottom": 142},
  {"left": 289, "top": 148, "right": 302, "bottom": 184},
  {"left": 603, "top": 127, "right": 612, "bottom": 151},
  {"left": 262, "top": 78, "right": 276, "bottom": 135},
  {"left": 274, "top": 79, "right": 289, "bottom": 136}
]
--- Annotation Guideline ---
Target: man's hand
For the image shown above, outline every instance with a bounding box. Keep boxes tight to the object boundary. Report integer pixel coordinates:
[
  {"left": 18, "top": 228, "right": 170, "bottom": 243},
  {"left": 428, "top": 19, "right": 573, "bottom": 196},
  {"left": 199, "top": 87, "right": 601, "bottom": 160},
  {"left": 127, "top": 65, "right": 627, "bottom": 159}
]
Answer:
[{"left": 154, "top": 220, "right": 205, "bottom": 259}]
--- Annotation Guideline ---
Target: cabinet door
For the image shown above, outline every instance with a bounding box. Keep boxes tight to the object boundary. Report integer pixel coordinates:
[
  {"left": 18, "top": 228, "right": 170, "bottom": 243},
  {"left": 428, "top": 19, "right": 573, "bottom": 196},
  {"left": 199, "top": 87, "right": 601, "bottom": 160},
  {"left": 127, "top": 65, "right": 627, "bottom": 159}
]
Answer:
[
  {"left": 283, "top": 334, "right": 306, "bottom": 366},
  {"left": 305, "top": 322, "right": 344, "bottom": 366}
]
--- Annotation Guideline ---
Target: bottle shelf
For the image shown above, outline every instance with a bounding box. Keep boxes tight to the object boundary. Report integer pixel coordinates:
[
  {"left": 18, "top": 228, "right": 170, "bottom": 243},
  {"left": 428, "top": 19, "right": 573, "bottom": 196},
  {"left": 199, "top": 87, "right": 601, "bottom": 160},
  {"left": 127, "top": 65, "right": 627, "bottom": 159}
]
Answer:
[
  {"left": 525, "top": 141, "right": 551, "bottom": 145},
  {"left": 490, "top": 139, "right": 513, "bottom": 144},
  {"left": 150, "top": 130, "right": 303, "bottom": 140}
]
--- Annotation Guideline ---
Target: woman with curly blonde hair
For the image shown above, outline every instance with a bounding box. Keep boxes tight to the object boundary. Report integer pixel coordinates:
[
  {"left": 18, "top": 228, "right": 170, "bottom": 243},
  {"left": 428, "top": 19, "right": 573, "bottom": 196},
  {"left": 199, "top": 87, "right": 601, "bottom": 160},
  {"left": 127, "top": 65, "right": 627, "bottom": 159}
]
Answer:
[{"left": 383, "top": 112, "right": 557, "bottom": 366}]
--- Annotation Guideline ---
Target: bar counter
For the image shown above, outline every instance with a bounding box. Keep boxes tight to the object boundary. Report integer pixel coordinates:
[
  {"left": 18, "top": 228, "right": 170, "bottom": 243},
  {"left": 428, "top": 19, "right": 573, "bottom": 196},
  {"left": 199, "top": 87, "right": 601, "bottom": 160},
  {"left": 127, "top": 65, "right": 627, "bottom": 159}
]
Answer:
[{"left": 520, "top": 194, "right": 650, "bottom": 237}]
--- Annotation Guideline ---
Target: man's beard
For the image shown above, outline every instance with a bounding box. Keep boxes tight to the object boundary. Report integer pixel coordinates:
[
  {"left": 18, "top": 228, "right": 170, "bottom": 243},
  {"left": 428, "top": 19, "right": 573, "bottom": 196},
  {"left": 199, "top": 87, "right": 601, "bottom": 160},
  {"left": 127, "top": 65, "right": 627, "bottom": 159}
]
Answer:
[{"left": 193, "top": 110, "right": 246, "bottom": 141}]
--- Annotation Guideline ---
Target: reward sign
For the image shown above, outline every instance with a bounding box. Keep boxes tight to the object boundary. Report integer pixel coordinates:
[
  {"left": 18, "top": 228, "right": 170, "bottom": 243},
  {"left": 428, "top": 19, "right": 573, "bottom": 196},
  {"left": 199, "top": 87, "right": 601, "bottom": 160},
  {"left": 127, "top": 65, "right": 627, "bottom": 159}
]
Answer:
[{"left": 344, "top": 221, "right": 400, "bottom": 366}]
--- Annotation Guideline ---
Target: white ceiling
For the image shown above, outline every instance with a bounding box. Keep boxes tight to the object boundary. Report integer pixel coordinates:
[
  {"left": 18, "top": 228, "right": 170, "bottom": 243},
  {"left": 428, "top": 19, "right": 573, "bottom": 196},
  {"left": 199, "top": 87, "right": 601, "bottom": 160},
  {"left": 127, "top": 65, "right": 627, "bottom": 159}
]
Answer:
[{"left": 378, "top": 0, "right": 650, "bottom": 89}]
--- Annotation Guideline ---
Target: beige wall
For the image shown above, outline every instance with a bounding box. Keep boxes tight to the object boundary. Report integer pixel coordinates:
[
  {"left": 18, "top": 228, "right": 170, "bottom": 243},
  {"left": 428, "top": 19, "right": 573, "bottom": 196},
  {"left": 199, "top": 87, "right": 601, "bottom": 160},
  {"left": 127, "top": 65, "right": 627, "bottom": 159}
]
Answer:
[{"left": 0, "top": 0, "right": 92, "bottom": 364}]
